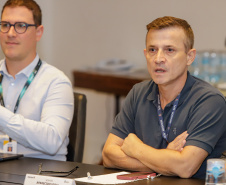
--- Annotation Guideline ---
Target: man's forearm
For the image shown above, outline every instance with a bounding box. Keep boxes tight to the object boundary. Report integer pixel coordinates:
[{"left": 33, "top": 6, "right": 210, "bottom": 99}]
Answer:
[
  {"left": 127, "top": 142, "right": 206, "bottom": 178},
  {"left": 121, "top": 134, "right": 208, "bottom": 178},
  {"left": 134, "top": 143, "right": 184, "bottom": 176},
  {"left": 102, "top": 144, "right": 151, "bottom": 172}
]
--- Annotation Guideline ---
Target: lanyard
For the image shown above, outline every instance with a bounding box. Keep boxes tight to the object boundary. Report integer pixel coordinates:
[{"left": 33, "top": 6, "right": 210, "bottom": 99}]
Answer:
[
  {"left": 157, "top": 93, "right": 180, "bottom": 142},
  {"left": 0, "top": 59, "right": 42, "bottom": 113}
]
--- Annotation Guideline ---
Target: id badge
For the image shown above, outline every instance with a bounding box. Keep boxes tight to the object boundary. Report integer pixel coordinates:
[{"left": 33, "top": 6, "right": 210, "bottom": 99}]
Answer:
[{"left": 3, "top": 140, "right": 17, "bottom": 154}]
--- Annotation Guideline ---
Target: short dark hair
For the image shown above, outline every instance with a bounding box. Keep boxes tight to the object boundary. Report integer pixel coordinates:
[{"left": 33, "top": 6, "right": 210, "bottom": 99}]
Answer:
[
  {"left": 146, "top": 16, "right": 194, "bottom": 53},
  {"left": 1, "top": 0, "right": 42, "bottom": 26}
]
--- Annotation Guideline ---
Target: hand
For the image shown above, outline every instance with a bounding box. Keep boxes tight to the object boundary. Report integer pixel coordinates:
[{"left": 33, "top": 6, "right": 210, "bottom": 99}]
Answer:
[
  {"left": 121, "top": 133, "right": 143, "bottom": 158},
  {"left": 167, "top": 131, "right": 188, "bottom": 152}
]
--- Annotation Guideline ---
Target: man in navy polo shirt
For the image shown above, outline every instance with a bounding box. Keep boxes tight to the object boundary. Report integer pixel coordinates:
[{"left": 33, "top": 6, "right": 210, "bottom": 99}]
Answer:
[{"left": 102, "top": 16, "right": 226, "bottom": 179}]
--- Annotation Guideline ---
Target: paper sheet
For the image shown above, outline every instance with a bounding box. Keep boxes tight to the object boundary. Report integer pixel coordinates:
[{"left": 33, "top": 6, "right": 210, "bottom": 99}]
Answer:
[{"left": 74, "top": 171, "right": 134, "bottom": 184}]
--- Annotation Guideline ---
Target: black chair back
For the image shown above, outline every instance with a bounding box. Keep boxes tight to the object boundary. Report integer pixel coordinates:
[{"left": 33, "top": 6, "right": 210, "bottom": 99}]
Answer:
[{"left": 66, "top": 92, "right": 87, "bottom": 162}]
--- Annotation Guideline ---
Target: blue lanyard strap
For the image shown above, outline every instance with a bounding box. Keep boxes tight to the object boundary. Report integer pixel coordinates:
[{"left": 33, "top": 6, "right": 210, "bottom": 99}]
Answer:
[
  {"left": 0, "top": 74, "right": 4, "bottom": 107},
  {"left": 0, "top": 59, "right": 42, "bottom": 113},
  {"left": 157, "top": 93, "right": 181, "bottom": 142}
]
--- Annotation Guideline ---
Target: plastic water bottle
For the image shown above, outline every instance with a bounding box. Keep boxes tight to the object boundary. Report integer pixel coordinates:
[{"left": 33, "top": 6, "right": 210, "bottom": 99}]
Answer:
[
  {"left": 205, "top": 159, "right": 225, "bottom": 185},
  {"left": 220, "top": 52, "right": 226, "bottom": 83},
  {"left": 190, "top": 52, "right": 202, "bottom": 78},
  {"left": 200, "top": 51, "right": 210, "bottom": 83},
  {"left": 209, "top": 51, "right": 221, "bottom": 85}
]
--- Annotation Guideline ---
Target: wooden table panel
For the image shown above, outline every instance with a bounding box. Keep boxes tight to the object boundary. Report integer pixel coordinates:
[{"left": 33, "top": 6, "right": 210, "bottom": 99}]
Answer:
[{"left": 73, "top": 69, "right": 151, "bottom": 96}]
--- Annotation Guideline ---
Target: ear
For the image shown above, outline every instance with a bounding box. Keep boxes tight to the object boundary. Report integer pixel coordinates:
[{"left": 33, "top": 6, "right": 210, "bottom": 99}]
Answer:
[
  {"left": 186, "top": 48, "right": 196, "bottom": 66},
  {"left": 36, "top": 25, "right": 44, "bottom": 42},
  {"left": 144, "top": 48, "right": 147, "bottom": 57}
]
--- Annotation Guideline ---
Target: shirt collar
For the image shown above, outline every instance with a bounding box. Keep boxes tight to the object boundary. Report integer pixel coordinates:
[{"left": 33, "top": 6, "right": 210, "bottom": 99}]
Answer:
[
  {"left": 0, "top": 54, "right": 40, "bottom": 78},
  {"left": 179, "top": 71, "right": 196, "bottom": 105},
  {"left": 148, "top": 81, "right": 158, "bottom": 102},
  {"left": 147, "top": 71, "right": 196, "bottom": 106}
]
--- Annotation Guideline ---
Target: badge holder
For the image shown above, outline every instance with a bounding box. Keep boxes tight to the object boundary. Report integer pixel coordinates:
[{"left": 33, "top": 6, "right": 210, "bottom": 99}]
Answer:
[{"left": 3, "top": 139, "right": 17, "bottom": 154}]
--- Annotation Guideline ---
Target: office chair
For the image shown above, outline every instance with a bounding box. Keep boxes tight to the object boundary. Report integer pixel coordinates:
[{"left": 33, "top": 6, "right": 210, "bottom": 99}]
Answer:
[{"left": 66, "top": 92, "right": 87, "bottom": 162}]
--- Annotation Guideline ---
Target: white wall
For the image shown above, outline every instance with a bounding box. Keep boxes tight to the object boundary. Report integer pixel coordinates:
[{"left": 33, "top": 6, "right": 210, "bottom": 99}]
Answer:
[{"left": 0, "top": 0, "right": 226, "bottom": 164}]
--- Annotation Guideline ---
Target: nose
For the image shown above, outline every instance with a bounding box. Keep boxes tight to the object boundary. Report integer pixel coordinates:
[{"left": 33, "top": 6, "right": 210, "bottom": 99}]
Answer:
[
  {"left": 155, "top": 49, "right": 165, "bottom": 64},
  {"left": 7, "top": 25, "right": 17, "bottom": 36}
]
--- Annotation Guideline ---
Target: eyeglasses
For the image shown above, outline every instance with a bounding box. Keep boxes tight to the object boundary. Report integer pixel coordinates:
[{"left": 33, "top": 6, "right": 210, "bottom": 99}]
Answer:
[
  {"left": 0, "top": 21, "right": 37, "bottom": 34},
  {"left": 37, "top": 163, "right": 79, "bottom": 177}
]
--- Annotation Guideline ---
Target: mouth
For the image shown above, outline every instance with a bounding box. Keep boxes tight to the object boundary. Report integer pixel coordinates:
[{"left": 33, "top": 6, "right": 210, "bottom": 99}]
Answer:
[
  {"left": 155, "top": 68, "right": 166, "bottom": 73},
  {"left": 6, "top": 41, "right": 19, "bottom": 45}
]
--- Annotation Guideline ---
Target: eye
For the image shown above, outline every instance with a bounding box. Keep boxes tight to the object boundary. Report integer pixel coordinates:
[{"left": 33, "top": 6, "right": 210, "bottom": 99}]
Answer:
[
  {"left": 16, "top": 22, "right": 26, "bottom": 28},
  {"left": 165, "top": 48, "right": 175, "bottom": 53},
  {"left": 1, "top": 22, "right": 10, "bottom": 28},
  {"left": 148, "top": 47, "right": 156, "bottom": 53}
]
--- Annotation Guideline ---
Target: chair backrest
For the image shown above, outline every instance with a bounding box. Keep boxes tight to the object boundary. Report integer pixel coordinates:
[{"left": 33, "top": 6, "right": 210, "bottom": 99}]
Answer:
[{"left": 66, "top": 92, "right": 87, "bottom": 162}]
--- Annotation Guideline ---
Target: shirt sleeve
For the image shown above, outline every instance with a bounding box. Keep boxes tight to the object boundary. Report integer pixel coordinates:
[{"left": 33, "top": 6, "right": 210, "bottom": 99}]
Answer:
[
  {"left": 185, "top": 94, "right": 226, "bottom": 154},
  {"left": 0, "top": 77, "right": 74, "bottom": 156},
  {"left": 111, "top": 85, "right": 136, "bottom": 139}
]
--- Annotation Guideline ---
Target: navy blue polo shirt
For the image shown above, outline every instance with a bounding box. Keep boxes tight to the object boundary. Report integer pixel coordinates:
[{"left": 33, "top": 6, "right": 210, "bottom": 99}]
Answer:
[{"left": 111, "top": 72, "right": 226, "bottom": 179}]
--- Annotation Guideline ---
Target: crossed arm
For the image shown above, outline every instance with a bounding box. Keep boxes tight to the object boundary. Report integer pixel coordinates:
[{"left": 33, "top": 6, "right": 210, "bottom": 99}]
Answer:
[{"left": 102, "top": 131, "right": 208, "bottom": 178}]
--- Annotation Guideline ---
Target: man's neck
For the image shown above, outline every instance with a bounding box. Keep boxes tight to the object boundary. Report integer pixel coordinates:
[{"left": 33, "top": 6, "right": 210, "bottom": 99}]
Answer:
[
  {"left": 158, "top": 77, "right": 187, "bottom": 110},
  {"left": 158, "top": 89, "right": 180, "bottom": 110},
  {"left": 5, "top": 56, "right": 36, "bottom": 78}
]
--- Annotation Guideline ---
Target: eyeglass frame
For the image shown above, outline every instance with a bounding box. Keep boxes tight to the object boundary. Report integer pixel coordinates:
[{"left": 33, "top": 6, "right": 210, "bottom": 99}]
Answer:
[
  {"left": 0, "top": 21, "right": 37, "bottom": 34},
  {"left": 37, "top": 163, "right": 79, "bottom": 177}
]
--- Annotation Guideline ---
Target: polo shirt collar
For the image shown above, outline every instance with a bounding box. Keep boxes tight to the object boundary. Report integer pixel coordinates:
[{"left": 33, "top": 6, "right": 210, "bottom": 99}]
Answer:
[
  {"left": 147, "top": 71, "right": 196, "bottom": 106},
  {"left": 179, "top": 71, "right": 196, "bottom": 105},
  {"left": 147, "top": 81, "right": 158, "bottom": 105}
]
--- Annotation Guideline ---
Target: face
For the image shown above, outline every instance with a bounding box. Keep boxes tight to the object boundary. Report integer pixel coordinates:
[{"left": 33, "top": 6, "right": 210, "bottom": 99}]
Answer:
[
  {"left": 0, "top": 6, "right": 43, "bottom": 63},
  {"left": 144, "top": 27, "right": 195, "bottom": 89}
]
